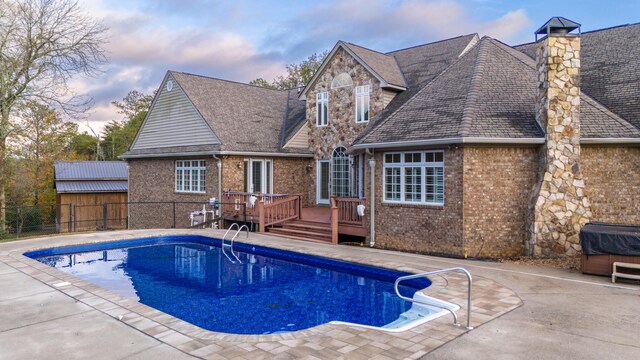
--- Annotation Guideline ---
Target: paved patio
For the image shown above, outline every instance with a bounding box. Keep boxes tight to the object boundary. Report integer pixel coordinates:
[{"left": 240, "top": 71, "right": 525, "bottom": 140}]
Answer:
[{"left": 0, "top": 230, "right": 638, "bottom": 359}]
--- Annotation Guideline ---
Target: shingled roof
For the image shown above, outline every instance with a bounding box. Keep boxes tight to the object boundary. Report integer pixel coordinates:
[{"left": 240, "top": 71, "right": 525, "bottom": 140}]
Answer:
[
  {"left": 170, "top": 72, "right": 291, "bottom": 153},
  {"left": 515, "top": 23, "right": 640, "bottom": 131},
  {"left": 354, "top": 36, "right": 640, "bottom": 147},
  {"left": 341, "top": 42, "right": 407, "bottom": 89}
]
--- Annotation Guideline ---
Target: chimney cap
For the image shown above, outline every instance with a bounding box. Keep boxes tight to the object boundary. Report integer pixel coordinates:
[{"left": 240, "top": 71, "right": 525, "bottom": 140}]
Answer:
[{"left": 535, "top": 17, "right": 581, "bottom": 38}]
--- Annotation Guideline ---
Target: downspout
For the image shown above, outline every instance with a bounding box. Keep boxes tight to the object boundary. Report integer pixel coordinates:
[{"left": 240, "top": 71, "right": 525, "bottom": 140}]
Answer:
[
  {"left": 366, "top": 148, "right": 375, "bottom": 247},
  {"left": 213, "top": 155, "right": 222, "bottom": 227}
]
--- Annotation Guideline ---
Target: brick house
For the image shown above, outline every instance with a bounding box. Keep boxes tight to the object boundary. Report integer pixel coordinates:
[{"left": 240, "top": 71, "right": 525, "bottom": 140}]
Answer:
[{"left": 122, "top": 17, "right": 640, "bottom": 258}]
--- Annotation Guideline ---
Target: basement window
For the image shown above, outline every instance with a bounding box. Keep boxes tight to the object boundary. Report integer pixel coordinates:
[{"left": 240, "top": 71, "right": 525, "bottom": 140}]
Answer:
[{"left": 175, "top": 160, "right": 206, "bottom": 193}]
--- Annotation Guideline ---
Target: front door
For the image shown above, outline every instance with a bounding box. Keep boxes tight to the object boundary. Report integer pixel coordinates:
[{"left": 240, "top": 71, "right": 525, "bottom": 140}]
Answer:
[{"left": 317, "top": 160, "right": 330, "bottom": 204}]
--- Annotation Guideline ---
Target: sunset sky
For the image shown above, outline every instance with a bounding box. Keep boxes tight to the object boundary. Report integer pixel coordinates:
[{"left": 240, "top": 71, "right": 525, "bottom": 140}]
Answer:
[{"left": 73, "top": 0, "right": 640, "bottom": 132}]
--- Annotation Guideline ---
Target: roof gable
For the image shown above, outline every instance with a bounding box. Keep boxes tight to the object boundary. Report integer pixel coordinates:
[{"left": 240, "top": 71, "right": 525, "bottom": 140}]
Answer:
[
  {"left": 172, "top": 72, "right": 294, "bottom": 153},
  {"left": 130, "top": 72, "right": 220, "bottom": 150},
  {"left": 299, "top": 41, "right": 408, "bottom": 99}
]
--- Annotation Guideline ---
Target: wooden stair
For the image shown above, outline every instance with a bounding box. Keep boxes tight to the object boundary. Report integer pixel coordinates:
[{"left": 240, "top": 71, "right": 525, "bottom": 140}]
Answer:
[{"left": 267, "top": 219, "right": 333, "bottom": 243}]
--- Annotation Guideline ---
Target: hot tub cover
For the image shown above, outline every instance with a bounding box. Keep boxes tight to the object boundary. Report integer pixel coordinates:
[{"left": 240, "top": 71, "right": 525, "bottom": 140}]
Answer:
[{"left": 580, "top": 223, "right": 640, "bottom": 256}]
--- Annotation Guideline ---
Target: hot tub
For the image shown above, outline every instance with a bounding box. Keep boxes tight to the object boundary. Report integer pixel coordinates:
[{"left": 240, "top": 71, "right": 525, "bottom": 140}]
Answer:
[{"left": 580, "top": 223, "right": 640, "bottom": 276}]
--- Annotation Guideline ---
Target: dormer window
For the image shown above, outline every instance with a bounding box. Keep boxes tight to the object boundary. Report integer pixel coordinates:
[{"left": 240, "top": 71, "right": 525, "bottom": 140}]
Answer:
[
  {"left": 355, "top": 85, "right": 370, "bottom": 123},
  {"left": 331, "top": 72, "right": 353, "bottom": 89},
  {"left": 316, "top": 91, "right": 329, "bottom": 126}
]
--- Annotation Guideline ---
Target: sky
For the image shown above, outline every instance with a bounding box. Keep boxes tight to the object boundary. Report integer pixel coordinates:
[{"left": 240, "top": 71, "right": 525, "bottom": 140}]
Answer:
[{"left": 73, "top": 0, "right": 640, "bottom": 133}]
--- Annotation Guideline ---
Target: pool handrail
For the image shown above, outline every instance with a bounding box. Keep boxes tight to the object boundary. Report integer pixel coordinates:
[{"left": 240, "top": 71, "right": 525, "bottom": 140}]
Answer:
[
  {"left": 228, "top": 225, "right": 249, "bottom": 263},
  {"left": 394, "top": 267, "right": 473, "bottom": 330},
  {"left": 221, "top": 223, "right": 240, "bottom": 263}
]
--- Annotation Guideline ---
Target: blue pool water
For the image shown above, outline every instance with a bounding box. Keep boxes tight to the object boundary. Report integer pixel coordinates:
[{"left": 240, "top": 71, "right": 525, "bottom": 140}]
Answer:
[{"left": 26, "top": 235, "right": 430, "bottom": 334}]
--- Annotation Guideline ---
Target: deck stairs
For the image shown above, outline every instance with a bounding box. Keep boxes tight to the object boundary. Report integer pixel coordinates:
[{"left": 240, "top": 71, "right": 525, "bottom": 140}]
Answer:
[{"left": 266, "top": 219, "right": 333, "bottom": 243}]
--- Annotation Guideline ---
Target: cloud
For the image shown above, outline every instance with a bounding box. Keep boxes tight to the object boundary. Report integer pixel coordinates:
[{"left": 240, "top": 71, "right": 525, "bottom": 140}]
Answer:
[
  {"left": 70, "top": 0, "right": 535, "bottom": 132},
  {"left": 273, "top": 0, "right": 533, "bottom": 56}
]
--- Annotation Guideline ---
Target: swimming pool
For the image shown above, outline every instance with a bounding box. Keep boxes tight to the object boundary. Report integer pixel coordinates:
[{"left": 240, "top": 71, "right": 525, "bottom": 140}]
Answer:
[{"left": 25, "top": 235, "right": 453, "bottom": 334}]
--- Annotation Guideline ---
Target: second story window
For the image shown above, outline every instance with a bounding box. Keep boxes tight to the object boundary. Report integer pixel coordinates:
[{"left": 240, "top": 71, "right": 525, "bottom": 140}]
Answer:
[
  {"left": 355, "top": 85, "right": 370, "bottom": 123},
  {"left": 316, "top": 91, "right": 329, "bottom": 126}
]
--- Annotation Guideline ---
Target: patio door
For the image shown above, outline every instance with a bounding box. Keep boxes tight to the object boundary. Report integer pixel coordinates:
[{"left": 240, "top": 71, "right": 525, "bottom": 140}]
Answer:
[
  {"left": 317, "top": 160, "right": 330, "bottom": 204},
  {"left": 244, "top": 159, "right": 272, "bottom": 193}
]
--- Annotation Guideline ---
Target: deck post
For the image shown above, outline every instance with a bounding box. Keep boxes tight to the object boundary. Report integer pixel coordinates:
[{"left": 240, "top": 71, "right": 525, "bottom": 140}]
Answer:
[
  {"left": 330, "top": 197, "right": 338, "bottom": 245},
  {"left": 297, "top": 195, "right": 301, "bottom": 220},
  {"left": 258, "top": 200, "right": 265, "bottom": 233}
]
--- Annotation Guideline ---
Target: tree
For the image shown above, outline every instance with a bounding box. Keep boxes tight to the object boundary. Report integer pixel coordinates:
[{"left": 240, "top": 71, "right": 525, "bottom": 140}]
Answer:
[
  {"left": 15, "top": 102, "right": 78, "bottom": 205},
  {"left": 251, "top": 51, "right": 329, "bottom": 90},
  {"left": 101, "top": 90, "right": 153, "bottom": 160},
  {"left": 0, "top": 0, "right": 107, "bottom": 229}
]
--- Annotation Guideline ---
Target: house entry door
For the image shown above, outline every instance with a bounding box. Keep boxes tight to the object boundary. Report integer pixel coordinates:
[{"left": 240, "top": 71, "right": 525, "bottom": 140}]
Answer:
[
  {"left": 317, "top": 160, "right": 330, "bottom": 204},
  {"left": 244, "top": 159, "right": 272, "bottom": 193}
]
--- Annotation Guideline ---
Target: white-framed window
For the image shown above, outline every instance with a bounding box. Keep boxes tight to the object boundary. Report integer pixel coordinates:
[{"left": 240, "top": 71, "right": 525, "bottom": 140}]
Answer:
[
  {"left": 316, "top": 91, "right": 329, "bottom": 126},
  {"left": 175, "top": 160, "right": 206, "bottom": 193},
  {"left": 355, "top": 85, "right": 370, "bottom": 123},
  {"left": 243, "top": 158, "right": 273, "bottom": 194},
  {"left": 383, "top": 151, "right": 444, "bottom": 205}
]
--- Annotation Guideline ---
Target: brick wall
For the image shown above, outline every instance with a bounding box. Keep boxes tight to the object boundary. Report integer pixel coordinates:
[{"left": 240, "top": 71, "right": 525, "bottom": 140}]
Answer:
[
  {"left": 371, "top": 148, "right": 465, "bottom": 257},
  {"left": 462, "top": 146, "right": 538, "bottom": 258},
  {"left": 581, "top": 145, "right": 640, "bottom": 225},
  {"left": 128, "top": 158, "right": 219, "bottom": 228}
]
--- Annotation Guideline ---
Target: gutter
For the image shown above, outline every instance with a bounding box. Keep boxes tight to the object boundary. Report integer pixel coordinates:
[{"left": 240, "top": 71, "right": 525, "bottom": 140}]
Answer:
[
  {"left": 352, "top": 137, "right": 545, "bottom": 150},
  {"left": 120, "top": 150, "right": 314, "bottom": 159},
  {"left": 580, "top": 138, "right": 640, "bottom": 145}
]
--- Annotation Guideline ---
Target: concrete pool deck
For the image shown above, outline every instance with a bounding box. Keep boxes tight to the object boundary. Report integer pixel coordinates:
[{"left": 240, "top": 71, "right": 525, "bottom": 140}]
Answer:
[{"left": 0, "top": 230, "right": 638, "bottom": 359}]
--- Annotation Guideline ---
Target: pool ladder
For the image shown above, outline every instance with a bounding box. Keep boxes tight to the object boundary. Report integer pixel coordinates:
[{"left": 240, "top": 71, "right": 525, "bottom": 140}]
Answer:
[
  {"left": 221, "top": 223, "right": 249, "bottom": 263},
  {"left": 394, "top": 267, "right": 473, "bottom": 330}
]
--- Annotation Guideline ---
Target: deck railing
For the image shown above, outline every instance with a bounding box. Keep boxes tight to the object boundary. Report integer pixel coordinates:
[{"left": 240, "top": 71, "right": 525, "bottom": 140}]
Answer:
[
  {"left": 221, "top": 191, "right": 288, "bottom": 218},
  {"left": 331, "top": 197, "right": 367, "bottom": 239},
  {"left": 335, "top": 197, "right": 367, "bottom": 227},
  {"left": 258, "top": 195, "right": 302, "bottom": 232}
]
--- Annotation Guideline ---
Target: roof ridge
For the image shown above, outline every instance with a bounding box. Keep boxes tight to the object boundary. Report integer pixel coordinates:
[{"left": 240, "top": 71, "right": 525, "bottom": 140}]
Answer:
[
  {"left": 358, "top": 38, "right": 481, "bottom": 144},
  {"left": 169, "top": 70, "right": 286, "bottom": 93},
  {"left": 385, "top": 33, "right": 477, "bottom": 54},
  {"left": 485, "top": 37, "right": 537, "bottom": 70},
  {"left": 279, "top": 90, "right": 291, "bottom": 149},
  {"left": 515, "top": 22, "right": 640, "bottom": 47},
  {"left": 459, "top": 38, "right": 490, "bottom": 137},
  {"left": 344, "top": 41, "right": 390, "bottom": 56}
]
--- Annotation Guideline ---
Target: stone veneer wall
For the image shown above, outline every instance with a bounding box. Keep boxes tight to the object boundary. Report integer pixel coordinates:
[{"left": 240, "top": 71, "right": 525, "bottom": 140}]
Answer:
[
  {"left": 462, "top": 146, "right": 538, "bottom": 258},
  {"left": 529, "top": 34, "right": 592, "bottom": 257},
  {"left": 128, "top": 158, "right": 219, "bottom": 229},
  {"left": 371, "top": 148, "right": 465, "bottom": 257},
  {"left": 306, "top": 47, "right": 386, "bottom": 160},
  {"left": 581, "top": 146, "right": 640, "bottom": 225}
]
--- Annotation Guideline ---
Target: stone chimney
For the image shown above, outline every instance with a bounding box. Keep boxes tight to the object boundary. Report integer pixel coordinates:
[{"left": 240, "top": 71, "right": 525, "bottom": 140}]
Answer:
[{"left": 529, "top": 17, "right": 592, "bottom": 257}]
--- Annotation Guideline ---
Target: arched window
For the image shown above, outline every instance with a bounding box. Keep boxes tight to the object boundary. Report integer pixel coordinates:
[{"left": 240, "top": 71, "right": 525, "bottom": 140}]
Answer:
[
  {"left": 332, "top": 146, "right": 351, "bottom": 197},
  {"left": 331, "top": 72, "right": 353, "bottom": 89}
]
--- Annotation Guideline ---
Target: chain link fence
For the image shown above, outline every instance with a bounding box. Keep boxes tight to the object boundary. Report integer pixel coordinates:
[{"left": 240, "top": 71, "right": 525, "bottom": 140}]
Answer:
[{"left": 0, "top": 201, "right": 246, "bottom": 240}]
